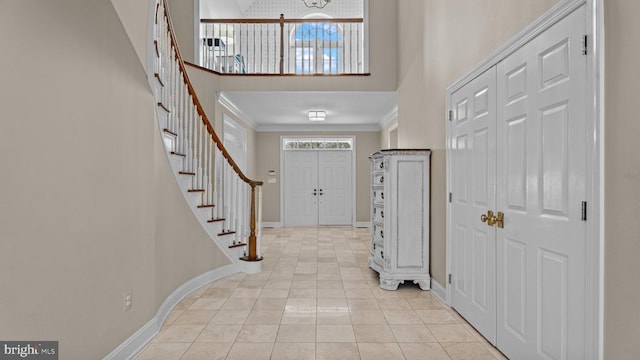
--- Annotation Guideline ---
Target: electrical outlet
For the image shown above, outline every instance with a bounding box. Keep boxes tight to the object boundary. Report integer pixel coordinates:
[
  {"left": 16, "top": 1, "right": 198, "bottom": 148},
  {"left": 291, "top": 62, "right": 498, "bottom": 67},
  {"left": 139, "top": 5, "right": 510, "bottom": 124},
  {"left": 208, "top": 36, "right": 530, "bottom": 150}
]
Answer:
[{"left": 123, "top": 291, "right": 132, "bottom": 311}]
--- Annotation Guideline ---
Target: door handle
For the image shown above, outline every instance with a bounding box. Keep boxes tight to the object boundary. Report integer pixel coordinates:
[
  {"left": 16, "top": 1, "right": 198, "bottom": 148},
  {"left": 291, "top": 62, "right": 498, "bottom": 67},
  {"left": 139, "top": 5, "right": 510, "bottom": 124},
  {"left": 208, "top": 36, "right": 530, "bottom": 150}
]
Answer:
[{"left": 480, "top": 210, "right": 504, "bottom": 228}]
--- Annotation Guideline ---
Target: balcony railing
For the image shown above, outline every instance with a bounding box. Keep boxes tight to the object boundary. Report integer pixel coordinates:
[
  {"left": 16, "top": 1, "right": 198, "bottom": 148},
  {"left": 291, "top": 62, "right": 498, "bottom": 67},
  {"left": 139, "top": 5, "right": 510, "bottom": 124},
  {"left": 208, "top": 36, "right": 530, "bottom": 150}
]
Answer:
[{"left": 200, "top": 15, "right": 367, "bottom": 75}]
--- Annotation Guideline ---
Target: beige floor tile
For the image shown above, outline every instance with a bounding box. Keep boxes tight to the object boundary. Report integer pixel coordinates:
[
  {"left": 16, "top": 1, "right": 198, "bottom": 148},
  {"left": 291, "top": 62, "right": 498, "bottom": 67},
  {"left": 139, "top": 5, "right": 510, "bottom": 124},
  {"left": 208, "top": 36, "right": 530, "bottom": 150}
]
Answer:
[
  {"left": 382, "top": 310, "right": 422, "bottom": 324},
  {"left": 376, "top": 298, "right": 413, "bottom": 310},
  {"left": 428, "top": 325, "right": 477, "bottom": 343},
  {"left": 353, "top": 324, "right": 396, "bottom": 342},
  {"left": 317, "top": 308, "right": 351, "bottom": 324},
  {"left": 416, "top": 309, "right": 458, "bottom": 325},
  {"left": 133, "top": 342, "right": 190, "bottom": 360},
  {"left": 317, "top": 280, "right": 342, "bottom": 289},
  {"left": 441, "top": 342, "right": 495, "bottom": 360},
  {"left": 277, "top": 324, "right": 317, "bottom": 342},
  {"left": 344, "top": 287, "right": 375, "bottom": 299},
  {"left": 317, "top": 287, "right": 346, "bottom": 298},
  {"left": 236, "top": 324, "right": 279, "bottom": 343},
  {"left": 342, "top": 280, "right": 372, "bottom": 289},
  {"left": 316, "top": 343, "right": 360, "bottom": 360},
  {"left": 154, "top": 325, "right": 205, "bottom": 343},
  {"left": 390, "top": 324, "right": 437, "bottom": 342},
  {"left": 357, "top": 343, "right": 405, "bottom": 360},
  {"left": 259, "top": 288, "right": 290, "bottom": 298},
  {"left": 226, "top": 343, "right": 274, "bottom": 360},
  {"left": 163, "top": 308, "right": 184, "bottom": 326},
  {"left": 349, "top": 310, "right": 387, "bottom": 325},
  {"left": 195, "top": 324, "right": 242, "bottom": 343},
  {"left": 180, "top": 342, "right": 231, "bottom": 360},
  {"left": 245, "top": 309, "right": 283, "bottom": 325},
  {"left": 289, "top": 288, "right": 318, "bottom": 298},
  {"left": 203, "top": 287, "right": 234, "bottom": 298},
  {"left": 399, "top": 343, "right": 451, "bottom": 360},
  {"left": 219, "top": 298, "right": 256, "bottom": 311},
  {"left": 230, "top": 287, "right": 263, "bottom": 298},
  {"left": 316, "top": 324, "right": 356, "bottom": 342},
  {"left": 271, "top": 343, "right": 316, "bottom": 360},
  {"left": 347, "top": 298, "right": 380, "bottom": 311},
  {"left": 173, "top": 310, "right": 216, "bottom": 325},
  {"left": 209, "top": 309, "right": 250, "bottom": 324},
  {"left": 253, "top": 298, "right": 287, "bottom": 311},
  {"left": 188, "top": 298, "right": 226, "bottom": 311}
]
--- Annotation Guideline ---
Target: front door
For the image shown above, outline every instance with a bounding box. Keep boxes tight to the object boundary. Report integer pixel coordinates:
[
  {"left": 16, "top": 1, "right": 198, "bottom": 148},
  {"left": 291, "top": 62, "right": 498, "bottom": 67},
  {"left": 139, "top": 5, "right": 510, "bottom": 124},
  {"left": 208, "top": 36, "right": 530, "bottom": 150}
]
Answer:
[{"left": 284, "top": 150, "right": 352, "bottom": 226}]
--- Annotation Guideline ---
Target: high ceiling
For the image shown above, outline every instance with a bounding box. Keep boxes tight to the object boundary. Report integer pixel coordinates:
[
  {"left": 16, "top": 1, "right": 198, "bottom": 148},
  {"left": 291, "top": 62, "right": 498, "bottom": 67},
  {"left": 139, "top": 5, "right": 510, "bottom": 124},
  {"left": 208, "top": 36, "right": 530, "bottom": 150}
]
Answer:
[{"left": 219, "top": 91, "right": 397, "bottom": 132}]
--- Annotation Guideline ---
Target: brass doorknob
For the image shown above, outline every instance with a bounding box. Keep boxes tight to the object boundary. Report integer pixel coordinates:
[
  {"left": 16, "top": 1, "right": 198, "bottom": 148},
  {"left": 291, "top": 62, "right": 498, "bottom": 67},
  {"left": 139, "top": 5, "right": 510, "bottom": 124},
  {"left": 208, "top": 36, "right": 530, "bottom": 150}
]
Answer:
[{"left": 480, "top": 210, "right": 503, "bottom": 228}]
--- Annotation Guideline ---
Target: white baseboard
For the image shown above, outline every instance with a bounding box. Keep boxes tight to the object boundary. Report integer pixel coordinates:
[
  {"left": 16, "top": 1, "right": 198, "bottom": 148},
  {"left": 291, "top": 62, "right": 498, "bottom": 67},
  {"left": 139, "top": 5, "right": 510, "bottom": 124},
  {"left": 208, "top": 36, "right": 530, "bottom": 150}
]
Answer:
[
  {"left": 430, "top": 278, "right": 446, "bottom": 304},
  {"left": 261, "top": 222, "right": 282, "bottom": 228},
  {"left": 103, "top": 263, "right": 243, "bottom": 360},
  {"left": 354, "top": 222, "right": 371, "bottom": 228}
]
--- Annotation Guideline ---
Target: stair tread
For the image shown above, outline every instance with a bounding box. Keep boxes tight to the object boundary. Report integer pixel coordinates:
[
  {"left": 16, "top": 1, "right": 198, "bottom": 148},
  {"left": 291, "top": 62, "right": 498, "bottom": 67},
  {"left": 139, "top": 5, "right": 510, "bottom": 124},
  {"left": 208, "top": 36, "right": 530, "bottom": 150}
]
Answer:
[
  {"left": 170, "top": 151, "right": 186, "bottom": 157},
  {"left": 218, "top": 231, "right": 236, "bottom": 236},
  {"left": 179, "top": 171, "right": 195, "bottom": 176},
  {"left": 208, "top": 218, "right": 225, "bottom": 223},
  {"left": 154, "top": 73, "right": 164, "bottom": 87},
  {"left": 228, "top": 242, "right": 246, "bottom": 249},
  {"left": 163, "top": 128, "right": 177, "bottom": 136},
  {"left": 188, "top": 189, "right": 205, "bottom": 192},
  {"left": 198, "top": 204, "right": 215, "bottom": 208},
  {"left": 157, "top": 102, "right": 170, "bottom": 113}
]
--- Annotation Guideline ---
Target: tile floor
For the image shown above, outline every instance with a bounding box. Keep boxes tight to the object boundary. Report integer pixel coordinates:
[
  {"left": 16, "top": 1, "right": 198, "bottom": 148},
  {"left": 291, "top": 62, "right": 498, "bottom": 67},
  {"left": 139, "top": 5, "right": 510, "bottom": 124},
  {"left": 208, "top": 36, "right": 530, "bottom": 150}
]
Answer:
[{"left": 134, "top": 227, "right": 507, "bottom": 360}]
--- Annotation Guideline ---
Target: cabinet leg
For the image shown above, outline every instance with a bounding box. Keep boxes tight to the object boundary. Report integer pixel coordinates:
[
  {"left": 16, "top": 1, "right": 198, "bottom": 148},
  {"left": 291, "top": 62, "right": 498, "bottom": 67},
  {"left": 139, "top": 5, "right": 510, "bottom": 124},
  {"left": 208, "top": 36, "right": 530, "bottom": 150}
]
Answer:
[
  {"left": 379, "top": 277, "right": 401, "bottom": 291},
  {"left": 413, "top": 279, "right": 431, "bottom": 291}
]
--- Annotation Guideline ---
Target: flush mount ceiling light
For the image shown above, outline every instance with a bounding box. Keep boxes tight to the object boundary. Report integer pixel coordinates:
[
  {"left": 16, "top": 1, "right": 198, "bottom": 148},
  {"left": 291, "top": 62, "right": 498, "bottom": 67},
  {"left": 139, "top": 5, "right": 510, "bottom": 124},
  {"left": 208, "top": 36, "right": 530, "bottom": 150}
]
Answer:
[
  {"left": 302, "top": 0, "right": 331, "bottom": 9},
  {"left": 308, "top": 111, "right": 326, "bottom": 122}
]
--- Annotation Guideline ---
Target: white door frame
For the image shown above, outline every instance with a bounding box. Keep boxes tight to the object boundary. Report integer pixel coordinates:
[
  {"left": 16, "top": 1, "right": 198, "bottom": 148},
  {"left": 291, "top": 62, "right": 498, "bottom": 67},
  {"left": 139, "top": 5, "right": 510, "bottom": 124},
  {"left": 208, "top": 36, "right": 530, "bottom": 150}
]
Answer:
[
  {"left": 445, "top": 0, "right": 602, "bottom": 358},
  {"left": 223, "top": 115, "right": 247, "bottom": 173},
  {"left": 280, "top": 136, "right": 357, "bottom": 227}
]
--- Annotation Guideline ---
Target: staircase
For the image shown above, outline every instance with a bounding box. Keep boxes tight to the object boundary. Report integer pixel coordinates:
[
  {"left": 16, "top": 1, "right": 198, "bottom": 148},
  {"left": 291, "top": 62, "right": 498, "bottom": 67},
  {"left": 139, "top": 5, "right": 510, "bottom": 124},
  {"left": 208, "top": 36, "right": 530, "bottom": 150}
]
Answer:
[{"left": 151, "top": 0, "right": 263, "bottom": 272}]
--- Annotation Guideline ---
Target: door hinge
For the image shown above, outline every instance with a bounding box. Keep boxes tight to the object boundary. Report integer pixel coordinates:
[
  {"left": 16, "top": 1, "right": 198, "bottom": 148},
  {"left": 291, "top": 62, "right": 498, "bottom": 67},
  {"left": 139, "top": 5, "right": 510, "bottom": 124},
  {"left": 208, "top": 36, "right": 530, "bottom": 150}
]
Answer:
[
  {"left": 582, "top": 35, "right": 588, "bottom": 55},
  {"left": 449, "top": 193, "right": 453, "bottom": 203},
  {"left": 448, "top": 110, "right": 454, "bottom": 122},
  {"left": 448, "top": 274, "right": 452, "bottom": 284},
  {"left": 581, "top": 201, "right": 587, "bottom": 221}
]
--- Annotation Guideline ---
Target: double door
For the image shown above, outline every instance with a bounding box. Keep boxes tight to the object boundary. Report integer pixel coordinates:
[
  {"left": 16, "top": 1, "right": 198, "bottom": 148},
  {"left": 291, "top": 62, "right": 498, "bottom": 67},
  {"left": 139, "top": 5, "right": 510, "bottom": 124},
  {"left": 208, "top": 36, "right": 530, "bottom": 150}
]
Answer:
[
  {"left": 449, "top": 6, "right": 588, "bottom": 359},
  {"left": 284, "top": 150, "right": 352, "bottom": 226}
]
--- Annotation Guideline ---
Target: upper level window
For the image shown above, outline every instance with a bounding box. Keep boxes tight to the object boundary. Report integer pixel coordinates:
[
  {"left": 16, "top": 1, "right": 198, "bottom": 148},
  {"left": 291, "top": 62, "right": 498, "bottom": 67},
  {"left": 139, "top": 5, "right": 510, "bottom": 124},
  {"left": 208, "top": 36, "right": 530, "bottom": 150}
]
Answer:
[{"left": 292, "top": 20, "right": 343, "bottom": 74}]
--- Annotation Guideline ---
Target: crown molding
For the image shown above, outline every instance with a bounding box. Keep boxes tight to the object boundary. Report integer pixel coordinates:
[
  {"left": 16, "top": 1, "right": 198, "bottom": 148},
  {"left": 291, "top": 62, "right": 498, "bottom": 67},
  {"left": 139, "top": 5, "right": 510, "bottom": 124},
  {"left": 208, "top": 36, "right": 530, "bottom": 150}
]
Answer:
[
  {"left": 217, "top": 92, "right": 257, "bottom": 129},
  {"left": 256, "top": 123, "right": 381, "bottom": 132},
  {"left": 379, "top": 105, "right": 398, "bottom": 129}
]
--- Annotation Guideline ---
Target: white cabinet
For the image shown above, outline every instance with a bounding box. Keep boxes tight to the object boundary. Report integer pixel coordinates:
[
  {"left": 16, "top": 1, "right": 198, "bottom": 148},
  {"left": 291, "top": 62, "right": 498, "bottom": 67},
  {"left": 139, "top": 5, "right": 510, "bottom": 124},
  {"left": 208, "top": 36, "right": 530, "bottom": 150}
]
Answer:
[{"left": 368, "top": 150, "right": 430, "bottom": 290}]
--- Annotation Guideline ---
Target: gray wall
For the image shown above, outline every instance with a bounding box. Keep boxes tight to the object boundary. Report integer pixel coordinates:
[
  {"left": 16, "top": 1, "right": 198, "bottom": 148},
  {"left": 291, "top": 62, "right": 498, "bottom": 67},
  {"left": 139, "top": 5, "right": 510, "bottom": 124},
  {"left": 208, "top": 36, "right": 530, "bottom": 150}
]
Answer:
[{"left": 0, "top": 1, "right": 229, "bottom": 358}]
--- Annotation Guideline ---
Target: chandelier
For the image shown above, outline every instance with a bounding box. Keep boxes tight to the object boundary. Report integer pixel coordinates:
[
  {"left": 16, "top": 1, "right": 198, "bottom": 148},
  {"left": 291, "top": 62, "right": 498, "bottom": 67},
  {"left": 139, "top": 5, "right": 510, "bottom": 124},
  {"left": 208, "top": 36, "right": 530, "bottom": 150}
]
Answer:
[{"left": 302, "top": 0, "right": 331, "bottom": 9}]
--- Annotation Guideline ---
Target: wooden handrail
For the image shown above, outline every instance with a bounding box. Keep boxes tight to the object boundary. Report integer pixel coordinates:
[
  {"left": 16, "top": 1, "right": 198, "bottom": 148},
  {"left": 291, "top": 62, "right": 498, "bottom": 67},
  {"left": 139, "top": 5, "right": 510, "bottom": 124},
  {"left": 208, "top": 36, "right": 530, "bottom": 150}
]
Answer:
[
  {"left": 162, "top": 0, "right": 262, "bottom": 188},
  {"left": 160, "top": 0, "right": 263, "bottom": 262},
  {"left": 201, "top": 16, "right": 364, "bottom": 24}
]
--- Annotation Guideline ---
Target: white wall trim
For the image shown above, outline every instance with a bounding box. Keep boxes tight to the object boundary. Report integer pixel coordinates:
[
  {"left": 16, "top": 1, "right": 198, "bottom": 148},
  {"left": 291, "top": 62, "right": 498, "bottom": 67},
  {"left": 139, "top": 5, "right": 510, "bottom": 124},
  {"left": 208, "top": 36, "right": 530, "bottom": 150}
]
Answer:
[
  {"left": 257, "top": 124, "right": 381, "bottom": 133},
  {"left": 355, "top": 221, "right": 370, "bottom": 228},
  {"left": 261, "top": 222, "right": 282, "bottom": 228},
  {"left": 430, "top": 279, "right": 446, "bottom": 304},
  {"left": 218, "top": 92, "right": 257, "bottom": 129},
  {"left": 378, "top": 105, "right": 398, "bottom": 129},
  {"left": 103, "top": 263, "right": 243, "bottom": 360}
]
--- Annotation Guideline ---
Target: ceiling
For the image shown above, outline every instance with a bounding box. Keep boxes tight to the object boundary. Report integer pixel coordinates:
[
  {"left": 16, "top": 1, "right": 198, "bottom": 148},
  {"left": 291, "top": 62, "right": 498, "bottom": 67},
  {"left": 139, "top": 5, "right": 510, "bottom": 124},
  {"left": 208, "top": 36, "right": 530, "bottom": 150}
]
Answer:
[{"left": 219, "top": 91, "right": 397, "bottom": 132}]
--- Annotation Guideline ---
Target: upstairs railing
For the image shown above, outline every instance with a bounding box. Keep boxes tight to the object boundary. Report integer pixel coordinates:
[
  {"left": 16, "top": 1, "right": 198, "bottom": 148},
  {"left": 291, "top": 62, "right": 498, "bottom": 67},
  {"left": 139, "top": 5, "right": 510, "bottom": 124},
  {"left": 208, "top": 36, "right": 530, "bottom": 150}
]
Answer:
[
  {"left": 200, "top": 15, "right": 367, "bottom": 75},
  {"left": 154, "top": 0, "right": 263, "bottom": 264}
]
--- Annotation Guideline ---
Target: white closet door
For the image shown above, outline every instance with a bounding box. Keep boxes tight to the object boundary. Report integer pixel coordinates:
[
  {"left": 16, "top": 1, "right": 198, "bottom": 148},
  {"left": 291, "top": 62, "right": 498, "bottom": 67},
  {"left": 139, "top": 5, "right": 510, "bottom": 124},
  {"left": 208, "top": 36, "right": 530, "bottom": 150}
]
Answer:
[
  {"left": 449, "top": 67, "right": 498, "bottom": 345},
  {"left": 284, "top": 151, "right": 319, "bottom": 226},
  {"left": 496, "top": 6, "right": 587, "bottom": 359},
  {"left": 318, "top": 151, "right": 352, "bottom": 225}
]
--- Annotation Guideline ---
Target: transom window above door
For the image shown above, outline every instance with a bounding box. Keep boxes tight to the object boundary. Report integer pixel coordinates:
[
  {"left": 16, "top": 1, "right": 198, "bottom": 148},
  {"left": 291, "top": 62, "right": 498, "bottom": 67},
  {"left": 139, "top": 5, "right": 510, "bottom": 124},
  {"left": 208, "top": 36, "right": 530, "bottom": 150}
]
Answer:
[{"left": 283, "top": 138, "right": 353, "bottom": 150}]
